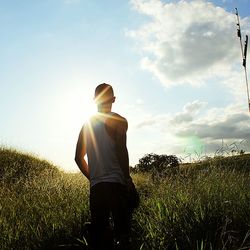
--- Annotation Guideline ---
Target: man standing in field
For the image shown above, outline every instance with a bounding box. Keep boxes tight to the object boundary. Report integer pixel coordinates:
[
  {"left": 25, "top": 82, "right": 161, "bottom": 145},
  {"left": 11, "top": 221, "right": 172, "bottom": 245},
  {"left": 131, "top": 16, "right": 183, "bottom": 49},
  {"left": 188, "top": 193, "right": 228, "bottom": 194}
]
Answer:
[{"left": 75, "top": 83, "right": 135, "bottom": 249}]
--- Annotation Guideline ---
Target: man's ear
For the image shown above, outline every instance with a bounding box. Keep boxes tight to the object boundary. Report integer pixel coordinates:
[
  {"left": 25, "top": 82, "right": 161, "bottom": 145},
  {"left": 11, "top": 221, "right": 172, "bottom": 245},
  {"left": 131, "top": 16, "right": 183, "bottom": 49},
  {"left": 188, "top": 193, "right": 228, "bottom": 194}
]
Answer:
[{"left": 112, "top": 96, "right": 116, "bottom": 103}]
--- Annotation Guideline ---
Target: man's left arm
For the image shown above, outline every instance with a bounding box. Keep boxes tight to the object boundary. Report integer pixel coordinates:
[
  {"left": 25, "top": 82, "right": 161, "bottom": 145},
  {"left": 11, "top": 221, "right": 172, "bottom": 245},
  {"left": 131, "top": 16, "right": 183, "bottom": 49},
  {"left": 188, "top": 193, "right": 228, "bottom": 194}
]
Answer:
[
  {"left": 115, "top": 118, "right": 130, "bottom": 181},
  {"left": 75, "top": 127, "right": 90, "bottom": 180}
]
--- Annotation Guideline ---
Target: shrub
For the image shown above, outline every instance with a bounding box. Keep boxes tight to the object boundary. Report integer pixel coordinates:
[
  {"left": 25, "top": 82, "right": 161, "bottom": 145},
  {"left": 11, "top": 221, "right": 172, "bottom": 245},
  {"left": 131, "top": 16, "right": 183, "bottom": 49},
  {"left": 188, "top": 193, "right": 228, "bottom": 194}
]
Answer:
[{"left": 134, "top": 153, "right": 181, "bottom": 177}]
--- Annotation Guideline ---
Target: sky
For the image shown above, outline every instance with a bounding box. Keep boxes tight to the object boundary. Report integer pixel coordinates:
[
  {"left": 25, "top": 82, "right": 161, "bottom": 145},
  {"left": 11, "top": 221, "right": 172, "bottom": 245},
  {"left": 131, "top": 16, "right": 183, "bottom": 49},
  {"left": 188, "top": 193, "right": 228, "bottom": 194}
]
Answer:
[{"left": 1, "top": 0, "right": 250, "bottom": 172}]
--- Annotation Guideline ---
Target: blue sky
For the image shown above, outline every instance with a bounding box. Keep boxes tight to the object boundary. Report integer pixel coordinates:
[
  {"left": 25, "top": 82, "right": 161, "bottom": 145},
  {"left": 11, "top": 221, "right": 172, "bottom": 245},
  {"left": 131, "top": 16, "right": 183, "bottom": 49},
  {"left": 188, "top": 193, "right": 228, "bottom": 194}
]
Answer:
[{"left": 1, "top": 0, "right": 250, "bottom": 172}]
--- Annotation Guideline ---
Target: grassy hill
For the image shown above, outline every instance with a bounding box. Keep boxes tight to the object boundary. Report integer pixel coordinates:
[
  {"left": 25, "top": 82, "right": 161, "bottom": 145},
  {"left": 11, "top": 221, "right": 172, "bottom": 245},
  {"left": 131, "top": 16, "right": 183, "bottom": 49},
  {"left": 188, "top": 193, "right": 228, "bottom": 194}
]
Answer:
[
  {"left": 0, "top": 147, "right": 250, "bottom": 249},
  {"left": 0, "top": 147, "right": 89, "bottom": 249},
  {"left": 0, "top": 147, "right": 60, "bottom": 184},
  {"left": 132, "top": 153, "right": 250, "bottom": 250},
  {"left": 181, "top": 153, "right": 250, "bottom": 170}
]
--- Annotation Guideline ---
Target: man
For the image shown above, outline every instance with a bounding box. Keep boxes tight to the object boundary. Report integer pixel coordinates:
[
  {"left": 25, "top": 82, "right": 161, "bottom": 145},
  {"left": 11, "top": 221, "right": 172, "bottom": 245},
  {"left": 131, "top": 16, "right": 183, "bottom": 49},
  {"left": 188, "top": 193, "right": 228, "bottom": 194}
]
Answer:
[{"left": 75, "top": 83, "right": 134, "bottom": 249}]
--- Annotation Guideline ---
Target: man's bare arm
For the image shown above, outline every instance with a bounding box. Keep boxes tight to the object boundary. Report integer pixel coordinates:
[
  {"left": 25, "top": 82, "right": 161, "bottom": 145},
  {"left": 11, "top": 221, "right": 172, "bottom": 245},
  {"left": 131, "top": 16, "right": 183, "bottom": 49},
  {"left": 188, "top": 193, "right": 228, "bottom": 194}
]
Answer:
[
  {"left": 75, "top": 127, "right": 90, "bottom": 180},
  {"left": 116, "top": 119, "right": 130, "bottom": 180}
]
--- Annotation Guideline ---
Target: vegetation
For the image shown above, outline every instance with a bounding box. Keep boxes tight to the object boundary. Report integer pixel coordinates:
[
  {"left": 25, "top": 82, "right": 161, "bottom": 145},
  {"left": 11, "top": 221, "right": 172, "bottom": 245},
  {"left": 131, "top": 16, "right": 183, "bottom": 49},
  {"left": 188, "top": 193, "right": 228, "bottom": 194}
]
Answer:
[
  {"left": 0, "top": 147, "right": 250, "bottom": 249},
  {"left": 133, "top": 153, "right": 180, "bottom": 178},
  {"left": 132, "top": 166, "right": 250, "bottom": 249},
  {"left": 0, "top": 147, "right": 89, "bottom": 249}
]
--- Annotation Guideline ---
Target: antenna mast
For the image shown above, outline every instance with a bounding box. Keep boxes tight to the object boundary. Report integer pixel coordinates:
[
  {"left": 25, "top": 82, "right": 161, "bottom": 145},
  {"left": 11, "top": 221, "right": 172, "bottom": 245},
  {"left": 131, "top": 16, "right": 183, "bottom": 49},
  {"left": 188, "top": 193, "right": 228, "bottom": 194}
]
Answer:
[{"left": 235, "top": 8, "right": 250, "bottom": 112}]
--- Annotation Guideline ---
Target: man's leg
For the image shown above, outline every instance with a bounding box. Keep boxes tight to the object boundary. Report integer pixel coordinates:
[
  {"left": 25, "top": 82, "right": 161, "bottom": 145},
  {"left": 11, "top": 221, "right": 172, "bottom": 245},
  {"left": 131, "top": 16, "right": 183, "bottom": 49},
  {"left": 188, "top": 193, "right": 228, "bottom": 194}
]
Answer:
[
  {"left": 111, "top": 183, "right": 131, "bottom": 249},
  {"left": 90, "top": 183, "right": 114, "bottom": 250}
]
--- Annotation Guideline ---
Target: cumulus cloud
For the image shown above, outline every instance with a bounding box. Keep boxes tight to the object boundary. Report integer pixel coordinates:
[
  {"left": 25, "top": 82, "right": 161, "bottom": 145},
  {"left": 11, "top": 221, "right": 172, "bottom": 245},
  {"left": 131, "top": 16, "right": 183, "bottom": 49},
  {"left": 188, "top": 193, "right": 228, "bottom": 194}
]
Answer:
[
  {"left": 135, "top": 113, "right": 170, "bottom": 129},
  {"left": 176, "top": 112, "right": 250, "bottom": 140},
  {"left": 136, "top": 116, "right": 157, "bottom": 128},
  {"left": 128, "top": 0, "right": 250, "bottom": 158},
  {"left": 134, "top": 101, "right": 250, "bottom": 156},
  {"left": 170, "top": 100, "right": 207, "bottom": 125},
  {"left": 135, "top": 100, "right": 206, "bottom": 129},
  {"left": 174, "top": 104, "right": 250, "bottom": 156},
  {"left": 128, "top": 0, "right": 250, "bottom": 87}
]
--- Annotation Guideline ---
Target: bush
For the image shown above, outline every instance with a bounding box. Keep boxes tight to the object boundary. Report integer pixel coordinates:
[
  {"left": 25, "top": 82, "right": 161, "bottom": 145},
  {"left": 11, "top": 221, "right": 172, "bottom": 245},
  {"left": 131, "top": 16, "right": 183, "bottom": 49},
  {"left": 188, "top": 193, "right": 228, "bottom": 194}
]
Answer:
[{"left": 134, "top": 153, "right": 181, "bottom": 177}]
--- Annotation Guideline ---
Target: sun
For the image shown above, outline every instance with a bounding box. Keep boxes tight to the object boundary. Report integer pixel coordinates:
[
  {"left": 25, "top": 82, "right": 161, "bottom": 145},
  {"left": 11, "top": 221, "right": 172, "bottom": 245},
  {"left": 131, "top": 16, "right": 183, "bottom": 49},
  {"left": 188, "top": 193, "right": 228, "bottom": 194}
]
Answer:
[
  {"left": 71, "top": 90, "right": 97, "bottom": 125},
  {"left": 56, "top": 86, "right": 97, "bottom": 132},
  {"left": 80, "top": 99, "right": 96, "bottom": 122}
]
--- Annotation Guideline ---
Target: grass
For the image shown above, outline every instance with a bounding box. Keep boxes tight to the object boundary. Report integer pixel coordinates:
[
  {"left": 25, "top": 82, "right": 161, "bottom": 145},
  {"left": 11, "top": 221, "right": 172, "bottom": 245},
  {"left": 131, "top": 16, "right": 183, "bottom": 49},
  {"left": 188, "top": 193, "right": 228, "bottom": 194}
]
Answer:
[
  {"left": 132, "top": 168, "right": 250, "bottom": 249},
  {"left": 0, "top": 147, "right": 89, "bottom": 249},
  {"left": 0, "top": 147, "right": 250, "bottom": 249}
]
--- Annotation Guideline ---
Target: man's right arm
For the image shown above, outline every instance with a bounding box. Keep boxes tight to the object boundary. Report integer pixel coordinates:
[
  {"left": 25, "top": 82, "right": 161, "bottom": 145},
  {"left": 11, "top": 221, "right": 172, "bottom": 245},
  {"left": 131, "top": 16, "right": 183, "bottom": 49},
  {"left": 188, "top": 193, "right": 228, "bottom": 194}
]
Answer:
[{"left": 75, "top": 127, "right": 90, "bottom": 180}]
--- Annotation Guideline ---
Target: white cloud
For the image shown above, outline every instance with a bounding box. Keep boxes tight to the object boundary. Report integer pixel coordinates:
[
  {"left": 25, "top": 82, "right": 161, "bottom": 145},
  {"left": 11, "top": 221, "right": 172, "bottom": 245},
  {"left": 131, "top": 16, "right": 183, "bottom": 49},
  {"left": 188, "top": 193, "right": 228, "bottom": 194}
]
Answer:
[
  {"left": 127, "top": 0, "right": 250, "bottom": 160},
  {"left": 133, "top": 101, "right": 250, "bottom": 157},
  {"left": 170, "top": 100, "right": 207, "bottom": 125},
  {"left": 135, "top": 100, "right": 206, "bottom": 128},
  {"left": 136, "top": 116, "right": 157, "bottom": 128},
  {"left": 128, "top": 0, "right": 250, "bottom": 87},
  {"left": 176, "top": 110, "right": 250, "bottom": 140},
  {"left": 169, "top": 104, "right": 250, "bottom": 146},
  {"left": 175, "top": 107, "right": 250, "bottom": 157}
]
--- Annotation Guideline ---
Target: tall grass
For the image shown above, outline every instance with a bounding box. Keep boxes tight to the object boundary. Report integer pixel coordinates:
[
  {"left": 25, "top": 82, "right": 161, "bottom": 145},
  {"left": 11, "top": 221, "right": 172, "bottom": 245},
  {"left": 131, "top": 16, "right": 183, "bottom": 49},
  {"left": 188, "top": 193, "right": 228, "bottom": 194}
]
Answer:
[
  {"left": 132, "top": 159, "right": 250, "bottom": 250},
  {"left": 0, "top": 147, "right": 250, "bottom": 249},
  {"left": 0, "top": 148, "right": 89, "bottom": 249}
]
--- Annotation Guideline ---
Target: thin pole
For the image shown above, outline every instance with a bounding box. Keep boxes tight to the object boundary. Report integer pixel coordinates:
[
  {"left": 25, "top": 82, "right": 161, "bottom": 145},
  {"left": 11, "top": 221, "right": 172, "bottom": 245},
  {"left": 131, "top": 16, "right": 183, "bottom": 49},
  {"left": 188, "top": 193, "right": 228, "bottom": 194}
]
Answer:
[
  {"left": 235, "top": 8, "right": 250, "bottom": 112},
  {"left": 244, "top": 66, "right": 250, "bottom": 111}
]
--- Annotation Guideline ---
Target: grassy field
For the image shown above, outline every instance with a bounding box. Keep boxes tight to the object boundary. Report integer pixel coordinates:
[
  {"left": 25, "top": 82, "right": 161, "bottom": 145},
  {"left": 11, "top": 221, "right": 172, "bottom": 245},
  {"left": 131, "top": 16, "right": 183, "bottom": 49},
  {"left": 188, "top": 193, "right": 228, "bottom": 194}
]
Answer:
[{"left": 0, "top": 147, "right": 250, "bottom": 249}]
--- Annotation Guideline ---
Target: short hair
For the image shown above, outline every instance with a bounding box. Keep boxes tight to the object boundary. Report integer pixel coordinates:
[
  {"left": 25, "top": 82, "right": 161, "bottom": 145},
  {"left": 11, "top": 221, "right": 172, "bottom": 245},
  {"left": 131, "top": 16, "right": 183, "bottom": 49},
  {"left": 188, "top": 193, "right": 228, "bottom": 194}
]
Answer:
[{"left": 94, "top": 83, "right": 114, "bottom": 104}]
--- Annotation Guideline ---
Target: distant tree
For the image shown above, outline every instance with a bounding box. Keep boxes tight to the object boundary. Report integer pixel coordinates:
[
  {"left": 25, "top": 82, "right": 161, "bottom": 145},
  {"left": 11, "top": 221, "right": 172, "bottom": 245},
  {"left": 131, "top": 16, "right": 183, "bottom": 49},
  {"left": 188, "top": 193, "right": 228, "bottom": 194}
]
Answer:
[{"left": 134, "top": 153, "right": 181, "bottom": 176}]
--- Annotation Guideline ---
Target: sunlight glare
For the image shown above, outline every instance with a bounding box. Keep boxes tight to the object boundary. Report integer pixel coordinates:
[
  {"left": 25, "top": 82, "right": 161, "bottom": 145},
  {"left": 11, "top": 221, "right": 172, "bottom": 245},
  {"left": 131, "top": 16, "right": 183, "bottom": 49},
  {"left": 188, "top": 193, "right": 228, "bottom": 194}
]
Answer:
[{"left": 47, "top": 85, "right": 97, "bottom": 172}]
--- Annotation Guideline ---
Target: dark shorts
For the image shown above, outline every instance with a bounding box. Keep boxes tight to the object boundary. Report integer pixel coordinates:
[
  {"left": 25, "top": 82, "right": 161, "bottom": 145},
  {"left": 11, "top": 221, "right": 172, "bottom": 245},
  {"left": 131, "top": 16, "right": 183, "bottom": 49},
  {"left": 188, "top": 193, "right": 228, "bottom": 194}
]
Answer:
[{"left": 90, "top": 182, "right": 131, "bottom": 249}]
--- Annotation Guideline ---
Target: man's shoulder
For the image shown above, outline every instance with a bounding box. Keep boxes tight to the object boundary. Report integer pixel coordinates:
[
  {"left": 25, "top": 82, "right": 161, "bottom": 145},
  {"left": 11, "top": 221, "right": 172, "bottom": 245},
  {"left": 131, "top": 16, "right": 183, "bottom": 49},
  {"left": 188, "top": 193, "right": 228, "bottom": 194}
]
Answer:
[
  {"left": 105, "top": 112, "right": 128, "bottom": 132},
  {"left": 82, "top": 115, "right": 99, "bottom": 133},
  {"left": 110, "top": 113, "right": 128, "bottom": 130},
  {"left": 110, "top": 112, "right": 127, "bottom": 124},
  {"left": 84, "top": 114, "right": 102, "bottom": 126}
]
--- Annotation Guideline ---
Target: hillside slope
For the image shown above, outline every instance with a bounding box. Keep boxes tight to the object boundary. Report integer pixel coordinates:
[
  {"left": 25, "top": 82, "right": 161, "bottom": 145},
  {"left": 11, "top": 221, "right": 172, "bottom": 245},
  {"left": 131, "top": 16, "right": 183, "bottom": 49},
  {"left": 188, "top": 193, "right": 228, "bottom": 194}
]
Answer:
[
  {"left": 0, "top": 147, "right": 89, "bottom": 250},
  {"left": 181, "top": 153, "right": 250, "bottom": 171},
  {"left": 0, "top": 147, "right": 249, "bottom": 249},
  {"left": 0, "top": 147, "right": 61, "bottom": 184}
]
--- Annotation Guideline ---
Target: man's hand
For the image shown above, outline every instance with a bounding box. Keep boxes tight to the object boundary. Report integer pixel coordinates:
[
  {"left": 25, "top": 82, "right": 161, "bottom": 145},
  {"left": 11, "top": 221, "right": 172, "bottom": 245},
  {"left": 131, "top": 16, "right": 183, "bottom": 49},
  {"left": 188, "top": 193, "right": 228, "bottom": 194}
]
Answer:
[
  {"left": 126, "top": 176, "right": 134, "bottom": 192},
  {"left": 75, "top": 127, "right": 90, "bottom": 180}
]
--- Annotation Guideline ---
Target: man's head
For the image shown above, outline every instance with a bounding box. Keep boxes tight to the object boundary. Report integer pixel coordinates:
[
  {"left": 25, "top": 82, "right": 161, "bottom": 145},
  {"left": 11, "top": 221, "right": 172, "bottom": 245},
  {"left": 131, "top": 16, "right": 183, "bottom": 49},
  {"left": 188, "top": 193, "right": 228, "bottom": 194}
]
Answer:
[{"left": 94, "top": 83, "right": 115, "bottom": 105}]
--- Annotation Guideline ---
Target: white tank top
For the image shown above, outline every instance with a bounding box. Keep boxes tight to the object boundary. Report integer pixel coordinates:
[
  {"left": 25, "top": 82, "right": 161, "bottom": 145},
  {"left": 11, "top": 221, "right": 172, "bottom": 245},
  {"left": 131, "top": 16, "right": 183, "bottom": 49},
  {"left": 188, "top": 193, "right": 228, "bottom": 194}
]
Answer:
[{"left": 83, "top": 112, "right": 126, "bottom": 187}]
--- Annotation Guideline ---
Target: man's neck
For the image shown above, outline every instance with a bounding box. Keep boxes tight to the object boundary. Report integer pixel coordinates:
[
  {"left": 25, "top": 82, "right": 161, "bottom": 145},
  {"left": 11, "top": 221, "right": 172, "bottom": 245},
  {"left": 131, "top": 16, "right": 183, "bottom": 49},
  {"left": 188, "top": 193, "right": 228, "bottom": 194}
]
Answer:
[{"left": 97, "top": 105, "right": 112, "bottom": 113}]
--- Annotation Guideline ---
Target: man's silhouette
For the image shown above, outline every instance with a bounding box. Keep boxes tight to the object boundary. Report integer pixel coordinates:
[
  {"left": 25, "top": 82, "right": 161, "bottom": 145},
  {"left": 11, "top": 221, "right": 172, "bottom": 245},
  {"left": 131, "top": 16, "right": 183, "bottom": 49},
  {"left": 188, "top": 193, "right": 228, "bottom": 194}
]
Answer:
[{"left": 75, "top": 83, "right": 134, "bottom": 249}]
